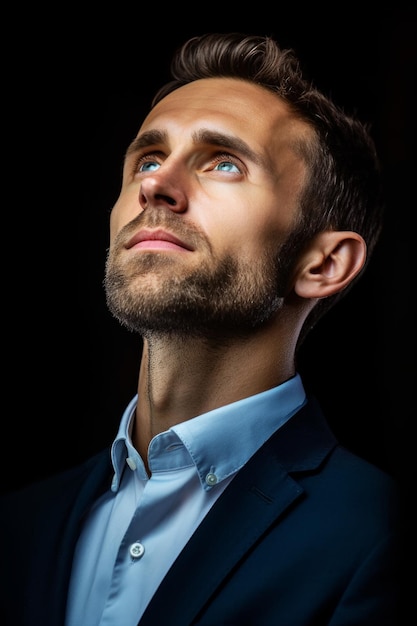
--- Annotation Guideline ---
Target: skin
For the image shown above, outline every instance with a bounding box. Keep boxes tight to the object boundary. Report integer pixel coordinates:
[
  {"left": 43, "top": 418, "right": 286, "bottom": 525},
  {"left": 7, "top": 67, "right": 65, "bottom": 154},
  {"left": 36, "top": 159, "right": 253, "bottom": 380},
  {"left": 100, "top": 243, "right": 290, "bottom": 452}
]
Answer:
[{"left": 106, "top": 77, "right": 366, "bottom": 471}]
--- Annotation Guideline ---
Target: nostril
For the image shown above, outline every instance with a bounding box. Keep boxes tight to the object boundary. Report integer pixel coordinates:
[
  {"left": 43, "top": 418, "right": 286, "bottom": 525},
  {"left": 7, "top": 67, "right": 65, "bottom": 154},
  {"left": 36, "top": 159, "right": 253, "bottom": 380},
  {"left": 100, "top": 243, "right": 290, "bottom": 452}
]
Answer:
[
  {"left": 139, "top": 187, "right": 181, "bottom": 211},
  {"left": 155, "top": 194, "right": 176, "bottom": 206}
]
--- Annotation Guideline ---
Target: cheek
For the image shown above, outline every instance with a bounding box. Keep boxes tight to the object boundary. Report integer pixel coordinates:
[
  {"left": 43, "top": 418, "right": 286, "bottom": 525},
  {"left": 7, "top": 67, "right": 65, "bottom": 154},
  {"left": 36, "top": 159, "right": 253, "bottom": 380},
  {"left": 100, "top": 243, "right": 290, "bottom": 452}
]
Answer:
[
  {"left": 210, "top": 224, "right": 278, "bottom": 266},
  {"left": 109, "top": 196, "right": 142, "bottom": 241},
  {"left": 211, "top": 205, "right": 289, "bottom": 261},
  {"left": 109, "top": 209, "right": 120, "bottom": 243}
]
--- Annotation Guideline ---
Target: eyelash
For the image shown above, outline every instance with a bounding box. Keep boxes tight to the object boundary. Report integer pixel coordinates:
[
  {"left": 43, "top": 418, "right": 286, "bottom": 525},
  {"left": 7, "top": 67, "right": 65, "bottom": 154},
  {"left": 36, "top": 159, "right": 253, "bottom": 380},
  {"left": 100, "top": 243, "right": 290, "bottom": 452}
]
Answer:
[
  {"left": 132, "top": 151, "right": 243, "bottom": 174},
  {"left": 210, "top": 152, "right": 242, "bottom": 169},
  {"left": 133, "top": 153, "right": 162, "bottom": 172}
]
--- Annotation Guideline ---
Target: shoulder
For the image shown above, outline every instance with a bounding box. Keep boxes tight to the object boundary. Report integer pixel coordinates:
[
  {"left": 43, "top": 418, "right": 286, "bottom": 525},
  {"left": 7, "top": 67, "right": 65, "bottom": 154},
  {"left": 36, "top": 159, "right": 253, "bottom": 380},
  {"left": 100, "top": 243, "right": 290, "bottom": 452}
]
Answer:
[
  {"left": 0, "top": 447, "right": 112, "bottom": 517},
  {"left": 265, "top": 395, "right": 401, "bottom": 528}
]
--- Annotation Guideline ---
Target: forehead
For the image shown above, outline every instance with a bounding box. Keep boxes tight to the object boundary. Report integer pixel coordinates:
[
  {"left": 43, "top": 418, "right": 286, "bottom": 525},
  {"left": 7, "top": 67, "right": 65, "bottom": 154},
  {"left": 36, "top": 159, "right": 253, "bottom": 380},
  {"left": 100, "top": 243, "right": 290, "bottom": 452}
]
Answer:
[{"left": 137, "top": 77, "right": 311, "bottom": 156}]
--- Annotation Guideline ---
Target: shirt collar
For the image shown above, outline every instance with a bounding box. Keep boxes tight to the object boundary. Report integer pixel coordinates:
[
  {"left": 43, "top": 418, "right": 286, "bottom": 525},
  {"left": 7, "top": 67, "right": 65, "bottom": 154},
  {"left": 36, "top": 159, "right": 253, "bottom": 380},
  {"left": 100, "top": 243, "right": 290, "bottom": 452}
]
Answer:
[{"left": 111, "top": 374, "right": 306, "bottom": 492}]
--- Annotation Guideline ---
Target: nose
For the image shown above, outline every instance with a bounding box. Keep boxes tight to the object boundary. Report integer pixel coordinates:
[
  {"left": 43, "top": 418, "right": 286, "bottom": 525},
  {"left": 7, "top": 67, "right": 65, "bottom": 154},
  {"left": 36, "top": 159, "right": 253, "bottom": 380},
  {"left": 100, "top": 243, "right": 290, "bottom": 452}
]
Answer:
[{"left": 139, "top": 173, "right": 187, "bottom": 214}]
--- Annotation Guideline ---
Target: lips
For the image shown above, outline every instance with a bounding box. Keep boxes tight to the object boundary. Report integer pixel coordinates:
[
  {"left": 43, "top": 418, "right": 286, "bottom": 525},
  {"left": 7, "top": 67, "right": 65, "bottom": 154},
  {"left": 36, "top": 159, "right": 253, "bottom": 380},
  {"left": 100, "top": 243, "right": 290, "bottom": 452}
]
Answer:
[{"left": 126, "top": 228, "right": 194, "bottom": 251}]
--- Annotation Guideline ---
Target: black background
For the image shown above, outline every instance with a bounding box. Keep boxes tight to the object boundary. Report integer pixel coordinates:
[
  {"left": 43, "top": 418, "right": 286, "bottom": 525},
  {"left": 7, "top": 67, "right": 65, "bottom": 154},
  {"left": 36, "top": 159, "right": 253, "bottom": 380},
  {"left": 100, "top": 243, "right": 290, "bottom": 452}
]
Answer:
[{"left": 4, "top": 8, "right": 415, "bottom": 495}]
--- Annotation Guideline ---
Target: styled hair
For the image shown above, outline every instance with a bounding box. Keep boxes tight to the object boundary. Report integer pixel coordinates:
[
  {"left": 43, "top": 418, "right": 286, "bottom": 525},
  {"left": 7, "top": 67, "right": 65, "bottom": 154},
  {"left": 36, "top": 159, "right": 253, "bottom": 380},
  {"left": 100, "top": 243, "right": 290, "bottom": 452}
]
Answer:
[{"left": 152, "top": 33, "right": 385, "bottom": 346}]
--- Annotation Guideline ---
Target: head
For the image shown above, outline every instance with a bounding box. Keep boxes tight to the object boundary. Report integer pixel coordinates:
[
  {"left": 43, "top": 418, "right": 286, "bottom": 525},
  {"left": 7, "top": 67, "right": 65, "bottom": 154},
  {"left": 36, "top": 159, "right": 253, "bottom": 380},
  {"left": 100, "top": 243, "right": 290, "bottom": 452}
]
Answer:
[{"left": 105, "top": 33, "right": 384, "bottom": 349}]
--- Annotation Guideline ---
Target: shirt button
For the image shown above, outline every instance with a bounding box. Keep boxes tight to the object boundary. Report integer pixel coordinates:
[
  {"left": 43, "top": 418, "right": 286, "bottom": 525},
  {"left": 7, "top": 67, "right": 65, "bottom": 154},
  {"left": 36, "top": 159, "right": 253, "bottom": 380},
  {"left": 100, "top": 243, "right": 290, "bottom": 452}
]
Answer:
[
  {"left": 126, "top": 457, "right": 137, "bottom": 470},
  {"left": 205, "top": 472, "right": 218, "bottom": 486},
  {"left": 129, "top": 542, "right": 145, "bottom": 560}
]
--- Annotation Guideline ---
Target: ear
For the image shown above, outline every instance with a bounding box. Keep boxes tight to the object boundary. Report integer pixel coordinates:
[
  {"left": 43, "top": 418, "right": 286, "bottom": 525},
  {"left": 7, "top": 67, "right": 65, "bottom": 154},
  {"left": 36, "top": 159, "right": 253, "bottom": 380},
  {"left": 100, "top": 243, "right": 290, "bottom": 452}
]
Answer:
[{"left": 294, "top": 231, "right": 367, "bottom": 299}]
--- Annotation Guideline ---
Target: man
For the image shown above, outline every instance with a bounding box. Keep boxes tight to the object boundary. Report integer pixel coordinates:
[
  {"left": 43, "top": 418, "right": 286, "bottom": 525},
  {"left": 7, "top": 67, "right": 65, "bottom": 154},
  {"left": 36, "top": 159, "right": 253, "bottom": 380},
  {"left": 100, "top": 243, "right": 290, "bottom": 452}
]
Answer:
[{"left": 1, "top": 33, "right": 402, "bottom": 625}]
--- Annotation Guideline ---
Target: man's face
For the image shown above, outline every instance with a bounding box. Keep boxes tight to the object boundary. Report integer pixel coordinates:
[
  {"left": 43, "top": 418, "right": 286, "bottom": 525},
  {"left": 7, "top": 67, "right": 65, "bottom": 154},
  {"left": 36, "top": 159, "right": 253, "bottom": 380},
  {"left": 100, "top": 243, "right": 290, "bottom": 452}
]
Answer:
[{"left": 105, "top": 77, "right": 312, "bottom": 337}]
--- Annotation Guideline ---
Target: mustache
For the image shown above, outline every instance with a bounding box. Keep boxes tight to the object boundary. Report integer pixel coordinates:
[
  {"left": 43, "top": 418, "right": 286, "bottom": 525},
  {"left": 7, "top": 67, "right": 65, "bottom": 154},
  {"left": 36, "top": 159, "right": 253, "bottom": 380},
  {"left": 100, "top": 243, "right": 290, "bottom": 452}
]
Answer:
[{"left": 110, "top": 207, "right": 212, "bottom": 254}]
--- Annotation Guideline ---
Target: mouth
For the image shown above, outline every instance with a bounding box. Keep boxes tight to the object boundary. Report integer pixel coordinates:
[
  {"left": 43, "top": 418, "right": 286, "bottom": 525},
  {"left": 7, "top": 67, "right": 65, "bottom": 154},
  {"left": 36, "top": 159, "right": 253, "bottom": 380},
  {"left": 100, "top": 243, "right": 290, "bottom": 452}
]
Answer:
[{"left": 126, "top": 228, "right": 194, "bottom": 252}]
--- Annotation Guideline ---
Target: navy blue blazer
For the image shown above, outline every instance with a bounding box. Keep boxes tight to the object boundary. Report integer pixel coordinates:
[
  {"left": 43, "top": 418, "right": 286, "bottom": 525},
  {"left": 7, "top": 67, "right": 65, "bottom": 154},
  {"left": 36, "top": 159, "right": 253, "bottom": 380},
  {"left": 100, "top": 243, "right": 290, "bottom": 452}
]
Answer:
[{"left": 0, "top": 397, "right": 403, "bottom": 625}]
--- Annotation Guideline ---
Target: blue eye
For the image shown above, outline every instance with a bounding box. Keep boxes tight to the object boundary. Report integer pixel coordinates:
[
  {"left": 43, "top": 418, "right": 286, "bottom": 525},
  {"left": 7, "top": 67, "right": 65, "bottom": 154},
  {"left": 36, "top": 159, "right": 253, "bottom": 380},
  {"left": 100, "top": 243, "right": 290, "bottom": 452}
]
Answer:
[
  {"left": 139, "top": 161, "right": 161, "bottom": 172},
  {"left": 214, "top": 161, "right": 240, "bottom": 173}
]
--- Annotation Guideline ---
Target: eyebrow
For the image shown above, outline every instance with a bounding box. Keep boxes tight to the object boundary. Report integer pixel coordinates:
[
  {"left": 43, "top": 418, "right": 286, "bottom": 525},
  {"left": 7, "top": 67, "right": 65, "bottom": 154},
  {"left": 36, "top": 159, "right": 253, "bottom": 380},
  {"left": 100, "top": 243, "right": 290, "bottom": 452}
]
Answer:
[
  {"left": 192, "top": 129, "right": 265, "bottom": 168},
  {"left": 125, "top": 128, "right": 267, "bottom": 169},
  {"left": 125, "top": 129, "right": 168, "bottom": 158}
]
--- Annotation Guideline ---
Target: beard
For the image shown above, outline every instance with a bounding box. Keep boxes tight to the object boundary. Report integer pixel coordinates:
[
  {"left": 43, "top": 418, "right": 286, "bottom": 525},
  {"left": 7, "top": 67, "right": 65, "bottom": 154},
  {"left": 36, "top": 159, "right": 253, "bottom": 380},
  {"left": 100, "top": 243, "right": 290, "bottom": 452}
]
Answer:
[{"left": 104, "top": 210, "right": 292, "bottom": 339}]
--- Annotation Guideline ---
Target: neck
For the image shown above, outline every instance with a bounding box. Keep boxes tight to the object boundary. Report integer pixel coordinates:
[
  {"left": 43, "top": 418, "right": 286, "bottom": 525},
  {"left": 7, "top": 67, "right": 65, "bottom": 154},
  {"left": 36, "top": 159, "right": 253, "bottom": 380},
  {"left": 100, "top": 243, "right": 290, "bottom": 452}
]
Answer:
[{"left": 132, "top": 325, "right": 298, "bottom": 464}]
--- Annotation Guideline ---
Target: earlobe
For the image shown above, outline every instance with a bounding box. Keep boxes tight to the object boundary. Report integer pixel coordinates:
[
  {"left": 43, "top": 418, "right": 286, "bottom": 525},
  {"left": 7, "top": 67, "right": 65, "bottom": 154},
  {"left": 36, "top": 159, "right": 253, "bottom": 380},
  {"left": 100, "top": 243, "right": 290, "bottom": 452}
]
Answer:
[{"left": 294, "top": 231, "right": 367, "bottom": 299}]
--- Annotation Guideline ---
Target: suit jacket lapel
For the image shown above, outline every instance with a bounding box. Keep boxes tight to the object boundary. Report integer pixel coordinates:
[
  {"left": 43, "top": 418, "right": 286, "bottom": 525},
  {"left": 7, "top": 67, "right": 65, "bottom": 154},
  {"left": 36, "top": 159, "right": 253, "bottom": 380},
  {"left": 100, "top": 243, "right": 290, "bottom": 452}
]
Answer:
[{"left": 140, "top": 398, "right": 336, "bottom": 625}]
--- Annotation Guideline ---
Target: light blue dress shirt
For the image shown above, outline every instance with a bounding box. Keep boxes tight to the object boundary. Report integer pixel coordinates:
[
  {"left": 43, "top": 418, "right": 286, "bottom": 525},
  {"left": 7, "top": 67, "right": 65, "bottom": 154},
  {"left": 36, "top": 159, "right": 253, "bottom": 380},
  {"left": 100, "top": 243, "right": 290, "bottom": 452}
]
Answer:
[{"left": 65, "top": 374, "right": 306, "bottom": 626}]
